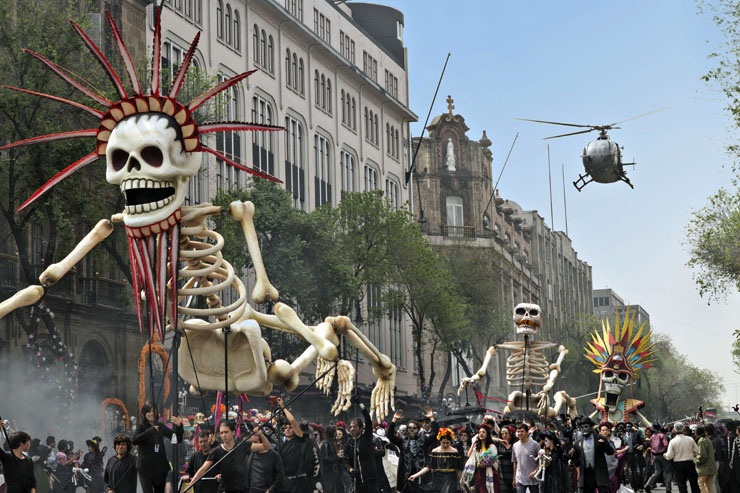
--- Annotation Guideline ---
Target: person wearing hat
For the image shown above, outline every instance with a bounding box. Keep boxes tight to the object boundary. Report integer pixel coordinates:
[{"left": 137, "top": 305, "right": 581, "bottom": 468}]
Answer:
[
  {"left": 572, "top": 417, "right": 615, "bottom": 493},
  {"left": 645, "top": 423, "right": 672, "bottom": 493},
  {"left": 540, "top": 431, "right": 570, "bottom": 493},
  {"left": 82, "top": 438, "right": 105, "bottom": 493}
]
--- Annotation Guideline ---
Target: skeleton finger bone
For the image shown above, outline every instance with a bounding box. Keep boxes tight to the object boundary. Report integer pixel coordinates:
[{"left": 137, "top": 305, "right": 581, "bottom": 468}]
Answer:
[
  {"left": 229, "top": 201, "right": 278, "bottom": 304},
  {"left": 0, "top": 285, "right": 44, "bottom": 319},
  {"left": 41, "top": 219, "right": 113, "bottom": 286}
]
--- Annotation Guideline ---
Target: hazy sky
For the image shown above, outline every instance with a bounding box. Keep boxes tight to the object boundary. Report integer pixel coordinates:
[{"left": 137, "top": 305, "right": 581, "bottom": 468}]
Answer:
[{"left": 382, "top": 0, "right": 740, "bottom": 406}]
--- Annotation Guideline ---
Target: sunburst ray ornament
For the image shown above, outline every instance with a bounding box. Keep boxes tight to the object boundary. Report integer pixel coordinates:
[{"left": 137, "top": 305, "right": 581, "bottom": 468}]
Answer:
[
  {"left": 0, "top": 5, "right": 283, "bottom": 214},
  {"left": 0, "top": 6, "right": 283, "bottom": 340}
]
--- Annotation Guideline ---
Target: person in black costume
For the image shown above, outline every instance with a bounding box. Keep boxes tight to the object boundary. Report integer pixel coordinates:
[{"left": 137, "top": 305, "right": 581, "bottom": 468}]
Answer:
[
  {"left": 245, "top": 430, "right": 283, "bottom": 493},
  {"left": 183, "top": 432, "right": 218, "bottom": 493},
  {"left": 343, "top": 401, "right": 378, "bottom": 493},
  {"left": 408, "top": 428, "right": 463, "bottom": 493},
  {"left": 0, "top": 427, "right": 36, "bottom": 493},
  {"left": 572, "top": 418, "right": 615, "bottom": 493},
  {"left": 387, "top": 408, "right": 438, "bottom": 493},
  {"left": 540, "top": 432, "right": 571, "bottom": 493},
  {"left": 52, "top": 440, "right": 80, "bottom": 493},
  {"left": 189, "top": 419, "right": 271, "bottom": 493},
  {"left": 320, "top": 426, "right": 345, "bottom": 493},
  {"left": 104, "top": 435, "right": 137, "bottom": 493},
  {"left": 496, "top": 427, "right": 515, "bottom": 493},
  {"left": 132, "top": 402, "right": 184, "bottom": 493},
  {"left": 275, "top": 397, "right": 313, "bottom": 493},
  {"left": 82, "top": 438, "right": 105, "bottom": 493}
]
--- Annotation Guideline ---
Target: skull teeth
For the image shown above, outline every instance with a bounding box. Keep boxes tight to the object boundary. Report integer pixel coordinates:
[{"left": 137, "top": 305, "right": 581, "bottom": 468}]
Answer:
[{"left": 122, "top": 178, "right": 175, "bottom": 214}]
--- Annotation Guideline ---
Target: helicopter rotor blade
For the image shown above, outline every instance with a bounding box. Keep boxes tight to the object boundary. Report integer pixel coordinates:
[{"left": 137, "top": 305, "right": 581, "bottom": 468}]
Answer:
[
  {"left": 610, "top": 107, "right": 669, "bottom": 127},
  {"left": 542, "top": 128, "right": 595, "bottom": 140},
  {"left": 514, "top": 117, "right": 594, "bottom": 129}
]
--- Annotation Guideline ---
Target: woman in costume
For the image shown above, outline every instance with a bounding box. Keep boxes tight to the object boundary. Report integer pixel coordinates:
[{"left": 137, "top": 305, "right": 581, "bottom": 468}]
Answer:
[
  {"left": 81, "top": 437, "right": 105, "bottom": 493},
  {"left": 408, "top": 428, "right": 464, "bottom": 493},
  {"left": 495, "top": 427, "right": 514, "bottom": 493},
  {"left": 319, "top": 425, "right": 345, "bottom": 493},
  {"left": 463, "top": 424, "right": 499, "bottom": 493},
  {"left": 539, "top": 432, "right": 571, "bottom": 493},
  {"left": 132, "top": 402, "right": 183, "bottom": 493}
]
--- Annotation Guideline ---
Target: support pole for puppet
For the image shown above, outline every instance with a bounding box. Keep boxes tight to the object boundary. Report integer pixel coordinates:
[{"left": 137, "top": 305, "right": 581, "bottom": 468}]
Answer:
[
  {"left": 523, "top": 334, "right": 530, "bottom": 411},
  {"left": 172, "top": 330, "right": 181, "bottom": 482},
  {"left": 223, "top": 325, "right": 230, "bottom": 414}
]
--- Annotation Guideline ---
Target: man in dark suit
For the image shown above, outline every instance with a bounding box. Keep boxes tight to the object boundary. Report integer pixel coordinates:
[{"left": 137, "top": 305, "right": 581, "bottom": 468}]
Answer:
[{"left": 572, "top": 417, "right": 615, "bottom": 493}]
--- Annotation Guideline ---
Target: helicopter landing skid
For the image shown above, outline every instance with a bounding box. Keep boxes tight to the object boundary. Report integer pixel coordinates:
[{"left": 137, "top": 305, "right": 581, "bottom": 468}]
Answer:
[
  {"left": 573, "top": 173, "right": 593, "bottom": 192},
  {"left": 620, "top": 175, "right": 635, "bottom": 189}
]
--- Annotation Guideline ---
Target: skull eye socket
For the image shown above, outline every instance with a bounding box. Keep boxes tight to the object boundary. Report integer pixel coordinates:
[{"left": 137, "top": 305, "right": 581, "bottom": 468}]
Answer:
[
  {"left": 141, "top": 146, "right": 164, "bottom": 167},
  {"left": 529, "top": 309, "right": 539, "bottom": 316},
  {"left": 617, "top": 373, "right": 629, "bottom": 382},
  {"left": 111, "top": 149, "right": 129, "bottom": 171},
  {"left": 603, "top": 371, "right": 613, "bottom": 379},
  {"left": 515, "top": 307, "right": 526, "bottom": 315}
]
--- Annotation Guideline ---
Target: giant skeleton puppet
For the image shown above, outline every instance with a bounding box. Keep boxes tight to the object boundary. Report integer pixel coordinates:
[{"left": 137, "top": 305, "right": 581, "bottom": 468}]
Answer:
[
  {"left": 0, "top": 9, "right": 396, "bottom": 420},
  {"left": 584, "top": 307, "right": 655, "bottom": 427},
  {"left": 458, "top": 303, "right": 577, "bottom": 417}
]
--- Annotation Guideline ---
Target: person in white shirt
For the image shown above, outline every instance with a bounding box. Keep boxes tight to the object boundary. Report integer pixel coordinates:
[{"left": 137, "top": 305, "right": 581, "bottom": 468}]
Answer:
[{"left": 665, "top": 422, "right": 700, "bottom": 493}]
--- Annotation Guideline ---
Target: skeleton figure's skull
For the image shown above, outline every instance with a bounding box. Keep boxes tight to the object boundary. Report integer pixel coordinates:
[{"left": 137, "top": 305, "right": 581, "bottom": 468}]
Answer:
[
  {"left": 105, "top": 113, "right": 202, "bottom": 228},
  {"left": 513, "top": 303, "right": 542, "bottom": 335},
  {"left": 600, "top": 351, "right": 633, "bottom": 407}
]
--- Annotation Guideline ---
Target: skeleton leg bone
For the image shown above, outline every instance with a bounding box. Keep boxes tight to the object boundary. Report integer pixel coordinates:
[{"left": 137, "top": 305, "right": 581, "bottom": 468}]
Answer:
[
  {"left": 0, "top": 286, "right": 44, "bottom": 319},
  {"left": 274, "top": 303, "right": 337, "bottom": 362},
  {"left": 228, "top": 201, "right": 278, "bottom": 304}
]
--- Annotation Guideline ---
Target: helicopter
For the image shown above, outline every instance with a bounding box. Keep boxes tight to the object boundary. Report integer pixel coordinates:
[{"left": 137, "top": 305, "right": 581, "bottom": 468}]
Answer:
[{"left": 516, "top": 108, "right": 665, "bottom": 191}]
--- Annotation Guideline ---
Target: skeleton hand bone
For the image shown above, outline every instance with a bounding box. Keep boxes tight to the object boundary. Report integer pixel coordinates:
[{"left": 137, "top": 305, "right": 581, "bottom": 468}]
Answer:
[
  {"left": 457, "top": 374, "right": 481, "bottom": 395},
  {"left": 370, "top": 364, "right": 396, "bottom": 420},
  {"left": 331, "top": 360, "right": 355, "bottom": 415},
  {"left": 315, "top": 356, "right": 335, "bottom": 396}
]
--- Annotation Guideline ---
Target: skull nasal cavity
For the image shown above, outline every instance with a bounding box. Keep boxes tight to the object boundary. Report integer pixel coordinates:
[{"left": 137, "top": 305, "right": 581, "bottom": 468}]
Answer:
[{"left": 127, "top": 157, "right": 141, "bottom": 172}]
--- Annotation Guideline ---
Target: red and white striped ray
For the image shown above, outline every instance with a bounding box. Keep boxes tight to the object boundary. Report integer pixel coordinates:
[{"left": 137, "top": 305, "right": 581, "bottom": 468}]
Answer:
[
  {"left": 168, "top": 31, "right": 201, "bottom": 99},
  {"left": 69, "top": 20, "right": 128, "bottom": 100},
  {"left": 133, "top": 236, "right": 163, "bottom": 340},
  {"left": 16, "top": 151, "right": 100, "bottom": 213},
  {"left": 198, "top": 122, "right": 284, "bottom": 134},
  {"left": 150, "top": 6, "right": 163, "bottom": 96},
  {"left": 0, "top": 129, "right": 97, "bottom": 151},
  {"left": 201, "top": 145, "right": 281, "bottom": 183},
  {"left": 169, "top": 224, "right": 180, "bottom": 331},
  {"left": 2, "top": 86, "right": 104, "bottom": 118},
  {"left": 105, "top": 10, "right": 142, "bottom": 96},
  {"left": 157, "top": 230, "right": 168, "bottom": 337},
  {"left": 23, "top": 50, "right": 112, "bottom": 107},
  {"left": 187, "top": 70, "right": 258, "bottom": 112}
]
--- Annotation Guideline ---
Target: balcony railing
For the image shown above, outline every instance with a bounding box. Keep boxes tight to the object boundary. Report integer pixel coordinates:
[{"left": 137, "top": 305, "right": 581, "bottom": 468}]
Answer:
[
  {"left": 442, "top": 225, "right": 476, "bottom": 238},
  {"left": 32, "top": 264, "right": 75, "bottom": 297},
  {"left": 0, "top": 255, "right": 17, "bottom": 287},
  {"left": 82, "top": 277, "right": 126, "bottom": 309}
]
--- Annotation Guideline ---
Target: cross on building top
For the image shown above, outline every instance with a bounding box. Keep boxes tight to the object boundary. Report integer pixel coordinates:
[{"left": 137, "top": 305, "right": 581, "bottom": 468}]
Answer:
[{"left": 446, "top": 95, "right": 454, "bottom": 115}]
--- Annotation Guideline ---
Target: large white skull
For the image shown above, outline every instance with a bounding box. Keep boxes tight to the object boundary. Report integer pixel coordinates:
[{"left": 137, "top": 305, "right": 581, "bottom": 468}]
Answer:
[
  {"left": 105, "top": 113, "right": 202, "bottom": 228},
  {"left": 600, "top": 353, "right": 633, "bottom": 407},
  {"left": 513, "top": 303, "right": 542, "bottom": 335}
]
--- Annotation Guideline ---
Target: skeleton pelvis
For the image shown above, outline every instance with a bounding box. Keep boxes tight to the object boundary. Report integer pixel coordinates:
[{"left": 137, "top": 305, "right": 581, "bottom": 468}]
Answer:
[
  {"left": 506, "top": 391, "right": 539, "bottom": 412},
  {"left": 178, "top": 319, "right": 273, "bottom": 396}
]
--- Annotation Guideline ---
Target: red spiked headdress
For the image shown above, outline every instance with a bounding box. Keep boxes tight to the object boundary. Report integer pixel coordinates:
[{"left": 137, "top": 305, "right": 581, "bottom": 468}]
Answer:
[{"left": 0, "top": 7, "right": 282, "bottom": 213}]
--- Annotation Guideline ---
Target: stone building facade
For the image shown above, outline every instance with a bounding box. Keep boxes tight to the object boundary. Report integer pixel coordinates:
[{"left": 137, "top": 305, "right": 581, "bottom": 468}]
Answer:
[{"left": 411, "top": 99, "right": 593, "bottom": 408}]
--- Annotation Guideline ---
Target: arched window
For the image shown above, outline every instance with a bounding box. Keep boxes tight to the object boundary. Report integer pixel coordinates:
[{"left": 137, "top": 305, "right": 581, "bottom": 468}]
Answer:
[
  {"left": 395, "top": 128, "right": 400, "bottom": 157},
  {"left": 261, "top": 30, "right": 267, "bottom": 68},
  {"left": 298, "top": 59, "right": 304, "bottom": 94},
  {"left": 292, "top": 53, "right": 298, "bottom": 89},
  {"left": 225, "top": 5, "right": 232, "bottom": 45},
  {"left": 341, "top": 90, "right": 346, "bottom": 124},
  {"left": 216, "top": 0, "right": 224, "bottom": 39},
  {"left": 78, "top": 340, "right": 112, "bottom": 401},
  {"left": 364, "top": 108, "right": 369, "bottom": 139},
  {"left": 253, "top": 24, "right": 259, "bottom": 64},
  {"left": 233, "top": 10, "right": 240, "bottom": 50},
  {"left": 314, "top": 70, "right": 320, "bottom": 104},
  {"left": 285, "top": 49, "right": 292, "bottom": 87},
  {"left": 314, "top": 133, "right": 332, "bottom": 206},
  {"left": 386, "top": 123, "right": 390, "bottom": 153},
  {"left": 320, "top": 74, "right": 326, "bottom": 109},
  {"left": 374, "top": 114, "right": 379, "bottom": 144},
  {"left": 446, "top": 196, "right": 464, "bottom": 227},
  {"left": 252, "top": 95, "right": 275, "bottom": 175},
  {"left": 268, "top": 35, "right": 274, "bottom": 73},
  {"left": 351, "top": 97, "right": 356, "bottom": 129},
  {"left": 285, "top": 115, "right": 305, "bottom": 208},
  {"left": 326, "top": 79, "right": 331, "bottom": 114}
]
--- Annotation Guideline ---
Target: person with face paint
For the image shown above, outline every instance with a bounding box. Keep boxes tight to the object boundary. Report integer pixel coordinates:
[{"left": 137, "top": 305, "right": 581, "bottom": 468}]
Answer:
[
  {"left": 387, "top": 408, "right": 437, "bottom": 493},
  {"left": 497, "top": 428, "right": 514, "bottom": 493},
  {"left": 540, "top": 432, "right": 570, "bottom": 493},
  {"left": 572, "top": 417, "right": 615, "bottom": 493},
  {"left": 408, "top": 428, "right": 463, "bottom": 493},
  {"left": 319, "top": 426, "right": 345, "bottom": 493},
  {"left": 623, "top": 422, "right": 646, "bottom": 492}
]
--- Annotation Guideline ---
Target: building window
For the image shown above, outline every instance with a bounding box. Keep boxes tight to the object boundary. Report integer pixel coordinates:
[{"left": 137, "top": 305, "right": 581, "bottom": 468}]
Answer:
[
  {"left": 233, "top": 10, "right": 240, "bottom": 50},
  {"left": 366, "top": 283, "right": 384, "bottom": 352},
  {"left": 384, "top": 70, "right": 398, "bottom": 99},
  {"left": 341, "top": 150, "right": 355, "bottom": 194},
  {"left": 385, "top": 178, "right": 399, "bottom": 209},
  {"left": 285, "top": 116, "right": 305, "bottom": 209},
  {"left": 386, "top": 124, "right": 400, "bottom": 160},
  {"left": 285, "top": 49, "right": 292, "bottom": 88},
  {"left": 446, "top": 196, "right": 463, "bottom": 226},
  {"left": 216, "top": 0, "right": 223, "bottom": 39},
  {"left": 314, "top": 134, "right": 332, "bottom": 207},
  {"left": 225, "top": 4, "right": 232, "bottom": 44},
  {"left": 252, "top": 24, "right": 259, "bottom": 64},
  {"left": 298, "top": 59, "right": 304, "bottom": 94},
  {"left": 313, "top": 8, "right": 330, "bottom": 43},
  {"left": 364, "top": 165, "right": 378, "bottom": 191},
  {"left": 362, "top": 51, "right": 377, "bottom": 81},
  {"left": 215, "top": 75, "right": 241, "bottom": 189},
  {"left": 161, "top": 40, "right": 183, "bottom": 89},
  {"left": 315, "top": 71, "right": 331, "bottom": 114},
  {"left": 364, "top": 108, "right": 379, "bottom": 146},
  {"left": 396, "top": 20, "right": 403, "bottom": 41},
  {"left": 285, "top": 0, "right": 302, "bottom": 21},
  {"left": 339, "top": 31, "right": 355, "bottom": 63},
  {"left": 351, "top": 97, "right": 356, "bottom": 129},
  {"left": 267, "top": 35, "right": 274, "bottom": 73},
  {"left": 389, "top": 296, "right": 405, "bottom": 368},
  {"left": 251, "top": 95, "right": 274, "bottom": 176}
]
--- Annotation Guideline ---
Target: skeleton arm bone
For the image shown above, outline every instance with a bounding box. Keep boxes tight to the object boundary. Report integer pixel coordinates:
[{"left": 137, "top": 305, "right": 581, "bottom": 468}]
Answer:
[
  {"left": 0, "top": 219, "right": 114, "bottom": 319},
  {"left": 228, "top": 201, "right": 278, "bottom": 304},
  {"left": 274, "top": 303, "right": 337, "bottom": 361},
  {"left": 458, "top": 345, "right": 497, "bottom": 395},
  {"left": 542, "top": 345, "right": 568, "bottom": 393},
  {"left": 633, "top": 409, "right": 652, "bottom": 429},
  {"left": 328, "top": 316, "right": 396, "bottom": 420}
]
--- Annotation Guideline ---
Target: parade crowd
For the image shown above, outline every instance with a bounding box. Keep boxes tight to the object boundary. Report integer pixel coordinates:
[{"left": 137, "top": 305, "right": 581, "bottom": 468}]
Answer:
[{"left": 2, "top": 399, "right": 740, "bottom": 493}]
